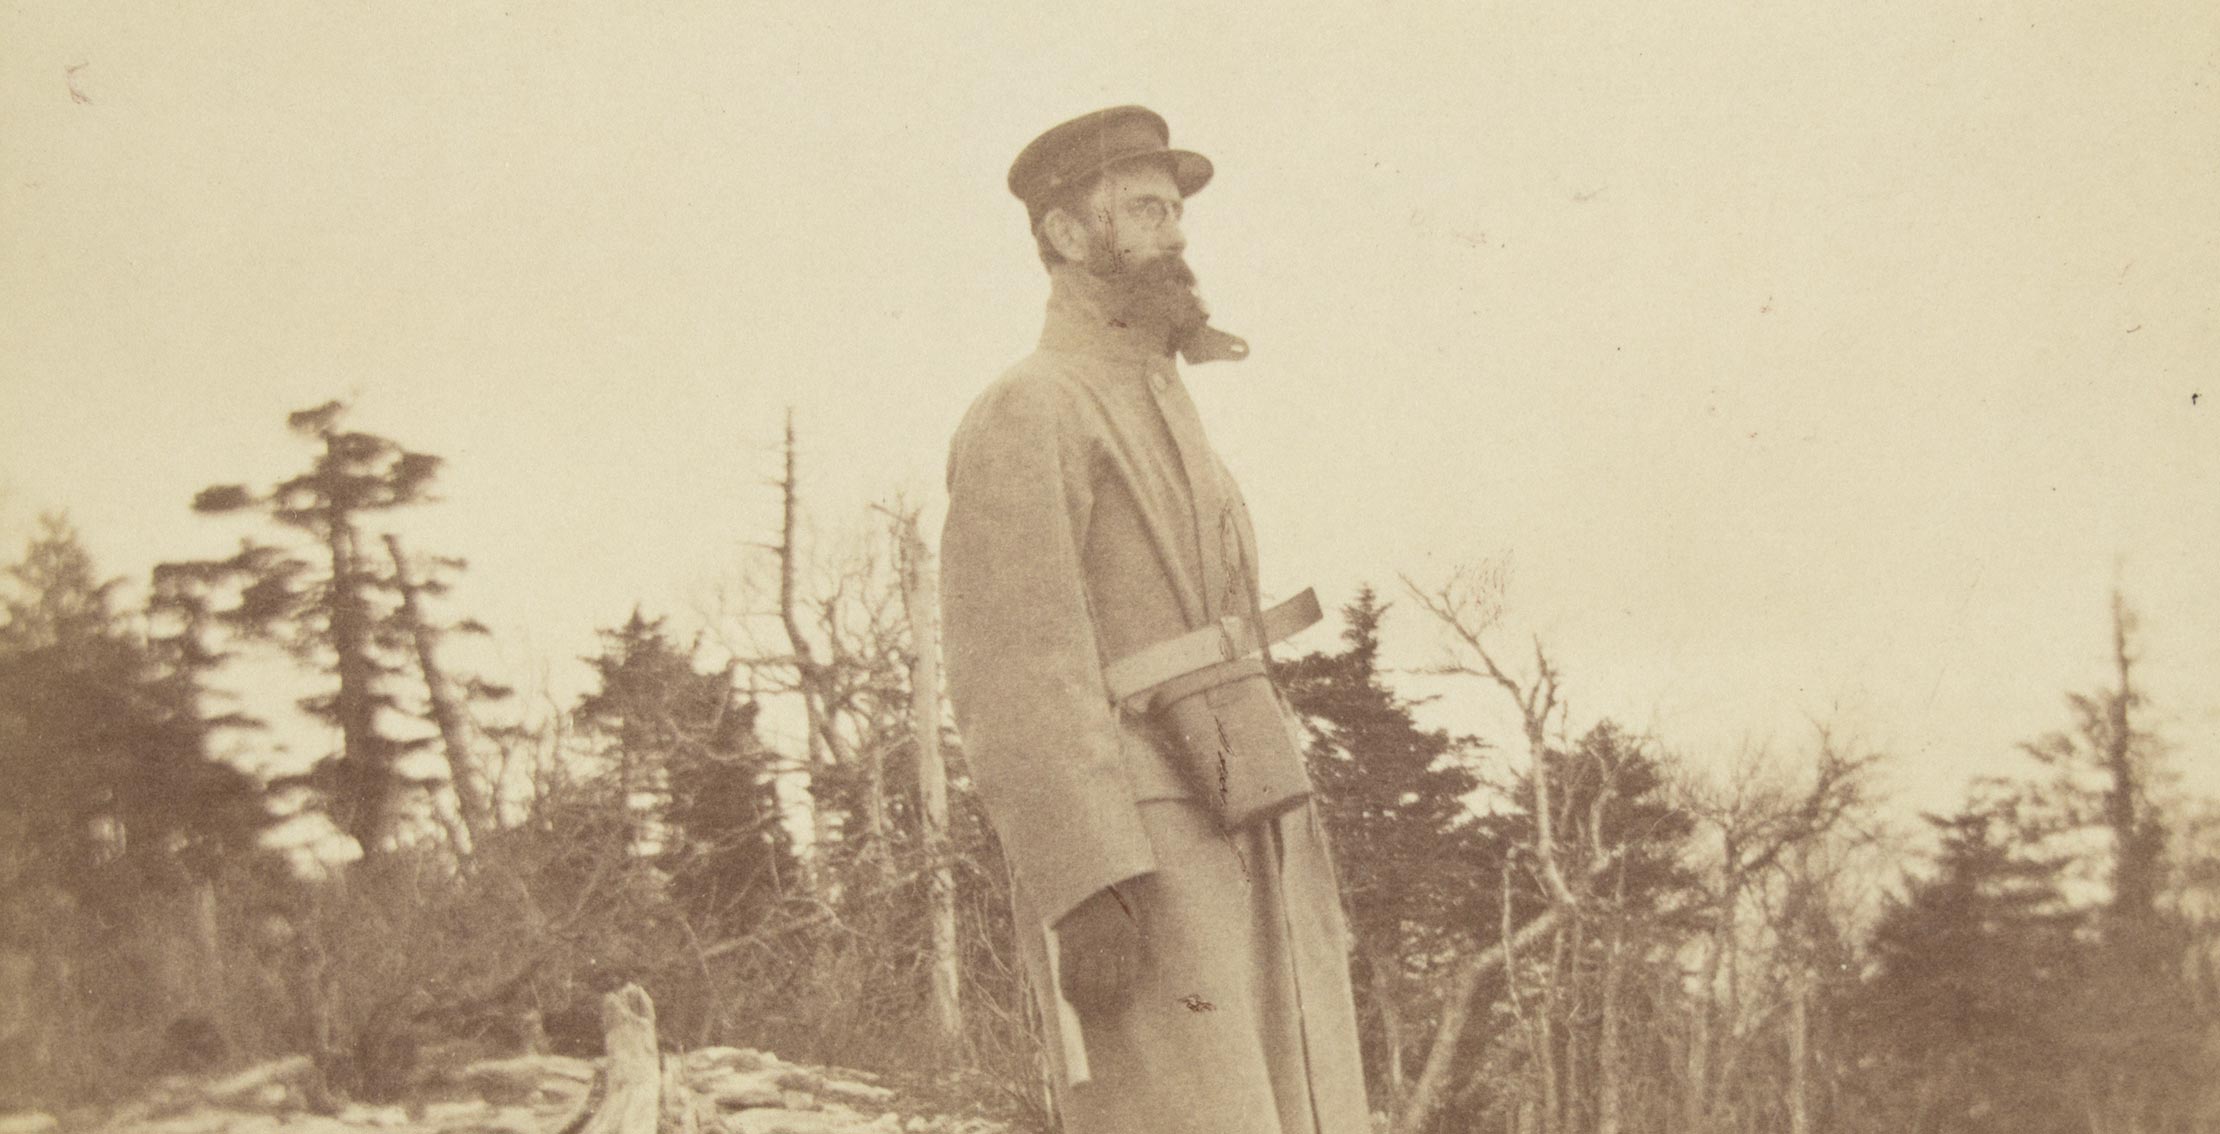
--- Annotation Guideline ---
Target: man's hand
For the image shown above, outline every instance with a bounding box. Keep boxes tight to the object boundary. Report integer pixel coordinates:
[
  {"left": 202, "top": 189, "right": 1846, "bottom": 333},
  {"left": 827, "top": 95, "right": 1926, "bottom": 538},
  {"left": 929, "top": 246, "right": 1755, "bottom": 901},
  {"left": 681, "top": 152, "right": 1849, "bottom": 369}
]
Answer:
[{"left": 1056, "top": 884, "right": 1145, "bottom": 1014}]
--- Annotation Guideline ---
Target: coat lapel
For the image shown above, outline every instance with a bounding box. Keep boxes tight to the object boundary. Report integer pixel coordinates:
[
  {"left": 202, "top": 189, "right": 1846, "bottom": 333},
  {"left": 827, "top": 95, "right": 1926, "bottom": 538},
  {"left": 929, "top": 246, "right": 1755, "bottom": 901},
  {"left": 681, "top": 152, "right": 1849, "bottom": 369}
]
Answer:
[
  {"left": 1037, "top": 267, "right": 1238, "bottom": 628},
  {"left": 1147, "top": 366, "right": 1231, "bottom": 621}
]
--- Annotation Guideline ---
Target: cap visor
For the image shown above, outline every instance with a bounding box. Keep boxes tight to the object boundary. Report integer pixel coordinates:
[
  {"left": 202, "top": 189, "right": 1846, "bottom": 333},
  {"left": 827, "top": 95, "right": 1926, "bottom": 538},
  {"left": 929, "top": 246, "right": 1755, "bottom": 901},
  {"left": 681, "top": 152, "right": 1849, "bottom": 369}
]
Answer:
[{"left": 1168, "top": 150, "right": 1213, "bottom": 197}]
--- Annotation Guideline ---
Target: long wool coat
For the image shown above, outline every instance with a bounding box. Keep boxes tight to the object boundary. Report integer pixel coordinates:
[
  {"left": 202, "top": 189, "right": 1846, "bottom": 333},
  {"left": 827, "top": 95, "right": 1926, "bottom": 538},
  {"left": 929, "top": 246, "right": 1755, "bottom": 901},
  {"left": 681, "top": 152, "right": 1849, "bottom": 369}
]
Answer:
[{"left": 940, "top": 267, "right": 1370, "bottom": 1134}]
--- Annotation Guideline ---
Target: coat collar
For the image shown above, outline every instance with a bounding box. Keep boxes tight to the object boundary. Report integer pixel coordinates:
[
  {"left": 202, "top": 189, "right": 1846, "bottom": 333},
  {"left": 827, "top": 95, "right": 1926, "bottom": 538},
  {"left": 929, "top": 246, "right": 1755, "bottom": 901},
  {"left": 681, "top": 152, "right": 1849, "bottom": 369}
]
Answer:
[{"left": 1037, "top": 265, "right": 1179, "bottom": 365}]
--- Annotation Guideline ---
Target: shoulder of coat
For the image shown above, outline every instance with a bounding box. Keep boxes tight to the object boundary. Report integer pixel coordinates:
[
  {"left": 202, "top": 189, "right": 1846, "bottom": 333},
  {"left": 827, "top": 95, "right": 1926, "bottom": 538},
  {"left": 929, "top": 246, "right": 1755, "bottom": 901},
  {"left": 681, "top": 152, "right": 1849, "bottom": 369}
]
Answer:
[{"left": 959, "top": 351, "right": 1090, "bottom": 435}]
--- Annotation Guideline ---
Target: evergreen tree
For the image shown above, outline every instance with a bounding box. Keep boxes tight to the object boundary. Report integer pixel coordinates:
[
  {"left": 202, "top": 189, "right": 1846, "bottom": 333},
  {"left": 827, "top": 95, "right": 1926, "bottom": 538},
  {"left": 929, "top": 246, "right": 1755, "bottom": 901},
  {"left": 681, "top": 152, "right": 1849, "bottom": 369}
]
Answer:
[
  {"left": 574, "top": 610, "right": 794, "bottom": 932},
  {"left": 0, "top": 515, "right": 269, "bottom": 915},
  {"left": 180, "top": 400, "right": 450, "bottom": 861},
  {"left": 1856, "top": 797, "right": 2081, "bottom": 1134},
  {"left": 2015, "top": 595, "right": 2209, "bottom": 1129},
  {"left": 1277, "top": 586, "right": 1500, "bottom": 1103},
  {"left": 2020, "top": 592, "right": 2167, "bottom": 938},
  {"left": 0, "top": 518, "right": 272, "bottom": 1099},
  {"left": 1281, "top": 587, "right": 1496, "bottom": 941}
]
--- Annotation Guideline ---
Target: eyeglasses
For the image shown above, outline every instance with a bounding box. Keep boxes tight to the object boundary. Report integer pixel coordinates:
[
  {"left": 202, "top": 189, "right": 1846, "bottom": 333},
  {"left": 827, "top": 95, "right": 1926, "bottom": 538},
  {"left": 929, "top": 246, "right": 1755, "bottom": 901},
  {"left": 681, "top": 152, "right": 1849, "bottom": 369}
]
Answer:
[{"left": 1116, "top": 194, "right": 1184, "bottom": 231}]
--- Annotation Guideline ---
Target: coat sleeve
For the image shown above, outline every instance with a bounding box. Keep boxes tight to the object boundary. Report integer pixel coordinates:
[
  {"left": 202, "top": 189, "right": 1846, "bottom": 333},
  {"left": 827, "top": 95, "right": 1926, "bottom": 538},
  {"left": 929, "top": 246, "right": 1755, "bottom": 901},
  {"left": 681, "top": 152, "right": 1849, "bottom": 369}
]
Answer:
[{"left": 940, "top": 374, "right": 1156, "bottom": 927}]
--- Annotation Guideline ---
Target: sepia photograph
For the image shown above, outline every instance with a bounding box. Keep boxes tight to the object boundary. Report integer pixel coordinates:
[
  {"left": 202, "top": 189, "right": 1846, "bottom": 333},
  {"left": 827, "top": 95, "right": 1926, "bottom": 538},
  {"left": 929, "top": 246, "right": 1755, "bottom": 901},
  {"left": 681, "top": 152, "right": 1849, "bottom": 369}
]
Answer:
[{"left": 2, "top": 3, "right": 2217, "bottom": 1132}]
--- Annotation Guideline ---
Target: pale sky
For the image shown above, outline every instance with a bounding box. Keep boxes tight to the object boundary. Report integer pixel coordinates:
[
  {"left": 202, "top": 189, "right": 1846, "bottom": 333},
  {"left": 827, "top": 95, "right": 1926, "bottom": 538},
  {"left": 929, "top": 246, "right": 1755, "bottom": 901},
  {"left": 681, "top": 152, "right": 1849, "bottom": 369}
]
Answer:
[{"left": 5, "top": 1, "right": 2216, "bottom": 823}]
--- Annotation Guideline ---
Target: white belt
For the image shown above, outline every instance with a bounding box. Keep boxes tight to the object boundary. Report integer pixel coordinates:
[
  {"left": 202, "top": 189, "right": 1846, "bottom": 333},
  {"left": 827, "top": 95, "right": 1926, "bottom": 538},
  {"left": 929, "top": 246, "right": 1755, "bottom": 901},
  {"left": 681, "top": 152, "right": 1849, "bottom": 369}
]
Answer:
[{"left": 1103, "top": 588, "right": 1323, "bottom": 710}]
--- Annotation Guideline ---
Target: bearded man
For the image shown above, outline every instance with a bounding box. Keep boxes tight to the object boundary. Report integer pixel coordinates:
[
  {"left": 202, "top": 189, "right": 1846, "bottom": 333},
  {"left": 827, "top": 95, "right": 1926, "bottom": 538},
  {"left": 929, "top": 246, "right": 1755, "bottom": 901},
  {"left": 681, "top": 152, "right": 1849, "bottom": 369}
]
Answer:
[{"left": 940, "top": 106, "right": 1372, "bottom": 1134}]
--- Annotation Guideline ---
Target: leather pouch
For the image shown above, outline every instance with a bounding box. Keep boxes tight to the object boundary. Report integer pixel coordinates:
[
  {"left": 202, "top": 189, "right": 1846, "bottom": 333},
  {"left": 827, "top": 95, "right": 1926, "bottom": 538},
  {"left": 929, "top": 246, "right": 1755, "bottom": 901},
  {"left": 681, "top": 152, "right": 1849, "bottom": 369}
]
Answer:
[{"left": 1149, "top": 657, "right": 1312, "bottom": 830}]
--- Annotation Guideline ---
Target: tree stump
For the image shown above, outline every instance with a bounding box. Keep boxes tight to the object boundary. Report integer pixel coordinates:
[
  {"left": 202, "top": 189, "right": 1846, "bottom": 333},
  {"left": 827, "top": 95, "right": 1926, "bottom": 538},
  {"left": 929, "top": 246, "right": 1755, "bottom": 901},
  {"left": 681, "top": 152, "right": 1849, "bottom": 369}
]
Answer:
[{"left": 564, "top": 984, "right": 662, "bottom": 1134}]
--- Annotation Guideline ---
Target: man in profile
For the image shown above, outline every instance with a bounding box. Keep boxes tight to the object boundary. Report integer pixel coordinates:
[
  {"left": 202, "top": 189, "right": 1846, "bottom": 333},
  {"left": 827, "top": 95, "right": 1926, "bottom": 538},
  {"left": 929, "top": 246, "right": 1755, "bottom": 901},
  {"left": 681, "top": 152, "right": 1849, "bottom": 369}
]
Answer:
[{"left": 940, "top": 106, "right": 1370, "bottom": 1134}]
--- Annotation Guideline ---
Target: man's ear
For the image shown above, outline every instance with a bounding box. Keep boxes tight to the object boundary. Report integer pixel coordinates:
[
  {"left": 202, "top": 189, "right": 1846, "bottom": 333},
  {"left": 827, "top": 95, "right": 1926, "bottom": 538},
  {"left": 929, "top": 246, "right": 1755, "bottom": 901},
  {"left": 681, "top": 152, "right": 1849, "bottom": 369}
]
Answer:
[{"left": 1042, "top": 206, "right": 1094, "bottom": 264}]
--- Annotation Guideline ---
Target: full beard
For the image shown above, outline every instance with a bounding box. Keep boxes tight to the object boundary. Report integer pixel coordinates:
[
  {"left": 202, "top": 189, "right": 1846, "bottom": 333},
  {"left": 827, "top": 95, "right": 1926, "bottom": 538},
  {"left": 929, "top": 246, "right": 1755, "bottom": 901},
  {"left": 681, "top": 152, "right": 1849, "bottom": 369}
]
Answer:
[{"left": 1085, "top": 245, "right": 1211, "bottom": 349}]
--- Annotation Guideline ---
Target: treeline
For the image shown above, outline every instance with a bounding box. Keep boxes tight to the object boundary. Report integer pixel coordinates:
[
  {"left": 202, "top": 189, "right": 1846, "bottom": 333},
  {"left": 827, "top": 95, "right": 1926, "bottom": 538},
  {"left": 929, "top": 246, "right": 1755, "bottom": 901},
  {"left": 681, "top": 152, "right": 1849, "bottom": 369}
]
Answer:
[{"left": 2, "top": 402, "right": 2217, "bottom": 1133}]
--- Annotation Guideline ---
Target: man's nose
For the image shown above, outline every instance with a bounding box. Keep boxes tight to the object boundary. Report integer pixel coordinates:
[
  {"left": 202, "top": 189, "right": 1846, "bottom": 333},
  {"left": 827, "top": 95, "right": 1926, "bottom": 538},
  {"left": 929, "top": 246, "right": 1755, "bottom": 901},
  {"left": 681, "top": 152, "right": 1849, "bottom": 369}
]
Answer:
[{"left": 1159, "top": 219, "right": 1186, "bottom": 254}]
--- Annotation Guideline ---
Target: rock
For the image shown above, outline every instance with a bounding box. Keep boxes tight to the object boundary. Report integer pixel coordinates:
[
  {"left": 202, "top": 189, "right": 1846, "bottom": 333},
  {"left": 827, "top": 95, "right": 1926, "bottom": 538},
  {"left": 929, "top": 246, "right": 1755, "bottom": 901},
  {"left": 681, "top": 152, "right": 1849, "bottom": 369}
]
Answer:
[
  {"left": 722, "top": 1108, "right": 858, "bottom": 1134},
  {"left": 461, "top": 1053, "right": 595, "bottom": 1102},
  {"left": 442, "top": 1107, "right": 544, "bottom": 1134},
  {"left": 461, "top": 1055, "right": 596, "bottom": 1112},
  {"left": 247, "top": 1117, "right": 358, "bottom": 1134},
  {"left": 100, "top": 1088, "right": 211, "bottom": 1130},
  {"left": 419, "top": 1098, "right": 492, "bottom": 1124},
  {"left": 772, "top": 1068, "right": 824, "bottom": 1094},
  {"left": 194, "top": 1056, "right": 313, "bottom": 1109},
  {"left": 80, "top": 1030, "right": 1010, "bottom": 1134},
  {"left": 697, "top": 1070, "right": 784, "bottom": 1111},
  {"left": 0, "top": 1115, "right": 56, "bottom": 1134},
  {"left": 531, "top": 1089, "right": 587, "bottom": 1119},
  {"left": 105, "top": 1111, "right": 239, "bottom": 1134},
  {"left": 338, "top": 1103, "right": 413, "bottom": 1127},
  {"left": 817, "top": 1079, "right": 895, "bottom": 1108},
  {"left": 536, "top": 1077, "right": 591, "bottom": 1102},
  {"left": 686, "top": 1047, "right": 773, "bottom": 1075}
]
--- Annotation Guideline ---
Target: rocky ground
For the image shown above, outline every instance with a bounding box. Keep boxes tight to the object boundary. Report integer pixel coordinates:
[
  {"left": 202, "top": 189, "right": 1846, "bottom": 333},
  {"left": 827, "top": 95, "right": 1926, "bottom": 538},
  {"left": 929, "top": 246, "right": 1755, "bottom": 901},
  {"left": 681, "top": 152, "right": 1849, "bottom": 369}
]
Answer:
[{"left": 0, "top": 1046, "right": 1020, "bottom": 1134}]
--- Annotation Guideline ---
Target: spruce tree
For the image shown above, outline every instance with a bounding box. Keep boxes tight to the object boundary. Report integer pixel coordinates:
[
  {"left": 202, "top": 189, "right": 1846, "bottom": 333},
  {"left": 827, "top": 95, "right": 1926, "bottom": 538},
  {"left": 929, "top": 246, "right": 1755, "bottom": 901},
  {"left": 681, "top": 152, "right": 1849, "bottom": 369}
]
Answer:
[
  {"left": 0, "top": 515, "right": 269, "bottom": 914},
  {"left": 1277, "top": 586, "right": 1499, "bottom": 1101},
  {"left": 180, "top": 400, "right": 449, "bottom": 861},
  {"left": 574, "top": 610, "right": 794, "bottom": 931},
  {"left": 0, "top": 518, "right": 272, "bottom": 1100},
  {"left": 1857, "top": 798, "right": 2080, "bottom": 1134}
]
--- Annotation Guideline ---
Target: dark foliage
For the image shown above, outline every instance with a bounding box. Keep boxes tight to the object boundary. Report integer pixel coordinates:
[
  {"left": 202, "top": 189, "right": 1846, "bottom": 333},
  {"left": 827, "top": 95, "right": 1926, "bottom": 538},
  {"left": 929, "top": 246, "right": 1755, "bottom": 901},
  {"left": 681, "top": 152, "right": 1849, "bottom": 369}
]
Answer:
[
  {"left": 167, "top": 401, "right": 459, "bottom": 860},
  {"left": 0, "top": 517, "right": 277, "bottom": 1102}
]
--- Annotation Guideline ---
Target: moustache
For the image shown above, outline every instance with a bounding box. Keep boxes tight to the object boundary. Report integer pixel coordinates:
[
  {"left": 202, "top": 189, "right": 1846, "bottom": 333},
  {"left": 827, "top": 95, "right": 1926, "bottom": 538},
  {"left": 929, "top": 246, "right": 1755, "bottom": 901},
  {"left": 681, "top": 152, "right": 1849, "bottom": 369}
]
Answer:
[
  {"left": 1123, "top": 253, "right": 1196, "bottom": 288},
  {"left": 1095, "top": 251, "right": 1205, "bottom": 317},
  {"left": 1087, "top": 242, "right": 1196, "bottom": 285}
]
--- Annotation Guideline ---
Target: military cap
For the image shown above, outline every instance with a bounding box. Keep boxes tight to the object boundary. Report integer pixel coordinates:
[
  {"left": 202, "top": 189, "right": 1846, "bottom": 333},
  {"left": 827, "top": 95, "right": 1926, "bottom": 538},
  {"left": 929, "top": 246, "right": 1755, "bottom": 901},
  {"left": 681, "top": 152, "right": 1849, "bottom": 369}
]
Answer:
[{"left": 1008, "top": 105, "right": 1213, "bottom": 225}]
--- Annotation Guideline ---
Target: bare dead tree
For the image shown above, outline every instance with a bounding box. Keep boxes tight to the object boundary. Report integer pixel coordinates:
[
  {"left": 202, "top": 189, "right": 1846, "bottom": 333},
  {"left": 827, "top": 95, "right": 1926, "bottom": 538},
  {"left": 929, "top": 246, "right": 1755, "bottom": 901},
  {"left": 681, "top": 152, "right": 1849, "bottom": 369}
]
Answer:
[
  {"left": 1407, "top": 560, "right": 1579, "bottom": 908},
  {"left": 1400, "top": 900, "right": 1566, "bottom": 1134},
  {"left": 385, "top": 533, "right": 491, "bottom": 855},
  {"left": 1395, "top": 558, "right": 1589, "bottom": 1134},
  {"left": 772, "top": 411, "right": 844, "bottom": 866},
  {"left": 1536, "top": 900, "right": 1569, "bottom": 1134},
  {"left": 1785, "top": 877, "right": 1815, "bottom": 1134},
  {"left": 895, "top": 506, "right": 963, "bottom": 1050},
  {"left": 810, "top": 539, "right": 911, "bottom": 866},
  {"left": 1677, "top": 730, "right": 1877, "bottom": 1134},
  {"left": 1595, "top": 865, "right": 1630, "bottom": 1134},
  {"left": 752, "top": 415, "right": 917, "bottom": 880},
  {"left": 1368, "top": 951, "right": 1411, "bottom": 1115}
]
